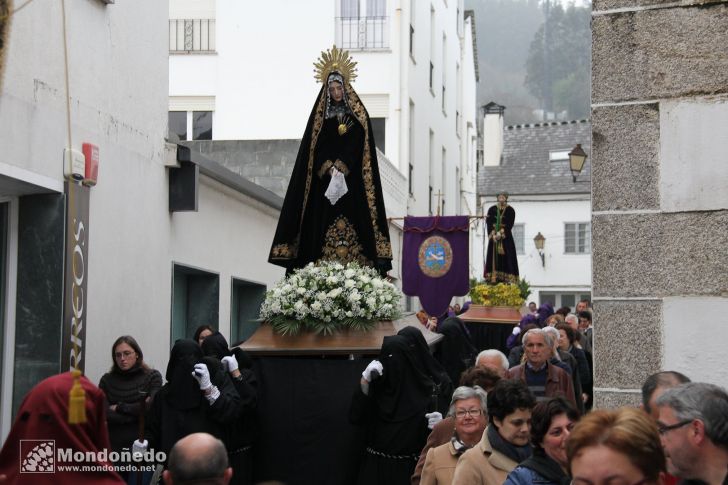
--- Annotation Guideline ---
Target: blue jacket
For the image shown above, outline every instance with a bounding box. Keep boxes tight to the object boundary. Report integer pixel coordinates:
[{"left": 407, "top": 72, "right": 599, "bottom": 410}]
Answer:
[{"left": 505, "top": 465, "right": 562, "bottom": 485}]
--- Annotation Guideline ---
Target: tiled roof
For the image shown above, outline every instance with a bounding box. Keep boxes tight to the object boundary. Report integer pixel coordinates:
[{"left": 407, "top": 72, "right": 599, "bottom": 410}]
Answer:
[{"left": 478, "top": 119, "right": 591, "bottom": 196}]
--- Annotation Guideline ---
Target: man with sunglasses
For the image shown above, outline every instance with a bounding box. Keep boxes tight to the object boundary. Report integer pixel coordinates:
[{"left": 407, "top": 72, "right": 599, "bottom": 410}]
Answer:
[{"left": 655, "top": 382, "right": 728, "bottom": 485}]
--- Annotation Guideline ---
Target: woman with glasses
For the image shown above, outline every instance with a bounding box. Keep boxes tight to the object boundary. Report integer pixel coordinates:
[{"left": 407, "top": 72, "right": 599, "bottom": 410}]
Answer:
[
  {"left": 99, "top": 335, "right": 162, "bottom": 484},
  {"left": 504, "top": 397, "right": 579, "bottom": 485},
  {"left": 420, "top": 386, "right": 488, "bottom": 485},
  {"left": 452, "top": 379, "right": 536, "bottom": 485},
  {"left": 567, "top": 407, "right": 666, "bottom": 485}
]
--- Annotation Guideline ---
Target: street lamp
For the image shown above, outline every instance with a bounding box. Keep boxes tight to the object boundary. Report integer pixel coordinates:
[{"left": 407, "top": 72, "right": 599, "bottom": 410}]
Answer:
[
  {"left": 569, "top": 144, "right": 588, "bottom": 183},
  {"left": 534, "top": 232, "right": 546, "bottom": 267}
]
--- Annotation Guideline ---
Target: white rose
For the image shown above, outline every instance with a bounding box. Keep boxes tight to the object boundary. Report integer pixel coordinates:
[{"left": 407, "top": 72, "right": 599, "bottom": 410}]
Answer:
[
  {"left": 346, "top": 311, "right": 353, "bottom": 317},
  {"left": 344, "top": 279, "right": 355, "bottom": 288},
  {"left": 297, "top": 287, "right": 306, "bottom": 295},
  {"left": 366, "top": 297, "right": 376, "bottom": 307},
  {"left": 311, "top": 301, "right": 322, "bottom": 311},
  {"left": 344, "top": 269, "right": 356, "bottom": 278}
]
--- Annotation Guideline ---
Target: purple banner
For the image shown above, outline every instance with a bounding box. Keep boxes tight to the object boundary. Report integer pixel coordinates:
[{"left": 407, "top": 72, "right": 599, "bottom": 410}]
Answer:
[{"left": 402, "top": 216, "right": 469, "bottom": 318}]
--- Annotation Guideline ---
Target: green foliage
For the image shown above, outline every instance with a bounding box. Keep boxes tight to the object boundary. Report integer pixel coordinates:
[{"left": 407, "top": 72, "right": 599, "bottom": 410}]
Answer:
[
  {"left": 517, "top": 278, "right": 531, "bottom": 300},
  {"left": 524, "top": 1, "right": 591, "bottom": 120}
]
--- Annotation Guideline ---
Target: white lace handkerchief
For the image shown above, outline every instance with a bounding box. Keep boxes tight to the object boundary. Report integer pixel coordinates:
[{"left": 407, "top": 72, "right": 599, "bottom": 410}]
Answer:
[{"left": 324, "top": 168, "right": 348, "bottom": 205}]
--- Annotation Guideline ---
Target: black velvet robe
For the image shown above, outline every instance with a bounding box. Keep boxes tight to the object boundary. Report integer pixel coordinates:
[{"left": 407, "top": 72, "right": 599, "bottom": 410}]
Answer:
[
  {"left": 268, "top": 81, "right": 392, "bottom": 274},
  {"left": 484, "top": 204, "right": 519, "bottom": 283}
]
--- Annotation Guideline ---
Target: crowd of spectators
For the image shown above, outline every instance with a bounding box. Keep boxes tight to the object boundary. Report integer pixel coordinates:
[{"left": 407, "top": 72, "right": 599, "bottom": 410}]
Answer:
[{"left": 1, "top": 300, "right": 726, "bottom": 485}]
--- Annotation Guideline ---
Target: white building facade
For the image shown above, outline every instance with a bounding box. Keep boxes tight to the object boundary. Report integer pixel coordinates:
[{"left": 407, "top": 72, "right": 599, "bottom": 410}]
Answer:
[
  {"left": 479, "top": 106, "right": 592, "bottom": 308},
  {"left": 168, "top": 0, "right": 481, "bottom": 289},
  {"left": 0, "top": 0, "right": 284, "bottom": 439}
]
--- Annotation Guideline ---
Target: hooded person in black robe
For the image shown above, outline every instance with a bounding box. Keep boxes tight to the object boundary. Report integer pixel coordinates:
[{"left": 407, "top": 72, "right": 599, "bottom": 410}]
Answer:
[
  {"left": 269, "top": 46, "right": 392, "bottom": 275},
  {"left": 485, "top": 191, "right": 520, "bottom": 284},
  {"left": 350, "top": 327, "right": 452, "bottom": 485},
  {"left": 434, "top": 317, "right": 478, "bottom": 386},
  {"left": 145, "top": 339, "right": 242, "bottom": 461},
  {"left": 201, "top": 332, "right": 257, "bottom": 485}
]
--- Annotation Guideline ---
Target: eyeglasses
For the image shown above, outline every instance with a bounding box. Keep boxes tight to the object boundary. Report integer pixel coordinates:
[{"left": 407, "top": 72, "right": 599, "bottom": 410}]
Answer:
[
  {"left": 657, "top": 419, "right": 692, "bottom": 435},
  {"left": 454, "top": 409, "right": 483, "bottom": 419},
  {"left": 115, "top": 351, "right": 136, "bottom": 359}
]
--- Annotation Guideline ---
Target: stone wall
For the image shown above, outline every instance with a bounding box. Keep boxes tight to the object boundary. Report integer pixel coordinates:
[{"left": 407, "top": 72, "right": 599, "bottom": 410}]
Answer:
[{"left": 591, "top": 0, "right": 728, "bottom": 407}]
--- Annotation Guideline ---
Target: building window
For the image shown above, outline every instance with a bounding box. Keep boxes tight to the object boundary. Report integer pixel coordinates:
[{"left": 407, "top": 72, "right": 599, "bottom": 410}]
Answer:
[
  {"left": 168, "top": 111, "right": 213, "bottom": 141},
  {"left": 169, "top": 19, "right": 216, "bottom": 53},
  {"left": 429, "top": 61, "right": 434, "bottom": 90},
  {"left": 231, "top": 278, "right": 266, "bottom": 344},
  {"left": 337, "top": 0, "right": 388, "bottom": 49},
  {"left": 564, "top": 222, "right": 591, "bottom": 254},
  {"left": 512, "top": 224, "right": 525, "bottom": 254},
  {"left": 171, "top": 264, "right": 219, "bottom": 346},
  {"left": 540, "top": 292, "right": 592, "bottom": 311},
  {"left": 371, "top": 117, "right": 386, "bottom": 154},
  {"left": 168, "top": 111, "right": 187, "bottom": 141},
  {"left": 456, "top": 110, "right": 461, "bottom": 136}
]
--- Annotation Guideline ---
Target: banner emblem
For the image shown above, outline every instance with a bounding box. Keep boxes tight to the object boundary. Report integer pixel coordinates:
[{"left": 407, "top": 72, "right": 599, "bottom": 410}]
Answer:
[{"left": 418, "top": 236, "right": 452, "bottom": 278}]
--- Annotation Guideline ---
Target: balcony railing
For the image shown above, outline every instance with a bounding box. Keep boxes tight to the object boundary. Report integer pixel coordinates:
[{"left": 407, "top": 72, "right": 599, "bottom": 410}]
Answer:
[
  {"left": 335, "top": 16, "right": 389, "bottom": 50},
  {"left": 169, "top": 19, "right": 216, "bottom": 53}
]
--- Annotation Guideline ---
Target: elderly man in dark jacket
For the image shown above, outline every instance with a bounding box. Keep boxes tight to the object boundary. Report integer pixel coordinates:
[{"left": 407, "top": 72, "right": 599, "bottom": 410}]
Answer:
[{"left": 506, "top": 329, "right": 575, "bottom": 407}]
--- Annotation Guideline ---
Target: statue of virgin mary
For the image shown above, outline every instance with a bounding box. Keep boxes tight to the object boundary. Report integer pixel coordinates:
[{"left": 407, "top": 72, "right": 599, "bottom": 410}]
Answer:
[{"left": 268, "top": 46, "right": 392, "bottom": 275}]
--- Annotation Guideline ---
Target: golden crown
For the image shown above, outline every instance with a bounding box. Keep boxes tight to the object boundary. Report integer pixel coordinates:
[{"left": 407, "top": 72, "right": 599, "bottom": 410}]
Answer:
[{"left": 313, "top": 45, "right": 358, "bottom": 84}]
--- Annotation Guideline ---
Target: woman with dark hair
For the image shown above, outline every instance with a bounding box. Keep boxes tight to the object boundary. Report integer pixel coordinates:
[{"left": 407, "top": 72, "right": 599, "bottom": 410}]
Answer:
[
  {"left": 555, "top": 323, "right": 590, "bottom": 395},
  {"left": 452, "top": 379, "right": 536, "bottom": 484},
  {"left": 192, "top": 324, "right": 215, "bottom": 346},
  {"left": 99, "top": 335, "right": 162, "bottom": 483},
  {"left": 504, "top": 397, "right": 579, "bottom": 485},
  {"left": 568, "top": 408, "right": 665, "bottom": 485},
  {"left": 351, "top": 327, "right": 451, "bottom": 484},
  {"left": 201, "top": 332, "right": 257, "bottom": 485},
  {"left": 142, "top": 340, "right": 242, "bottom": 463},
  {"left": 434, "top": 317, "right": 477, "bottom": 387}
]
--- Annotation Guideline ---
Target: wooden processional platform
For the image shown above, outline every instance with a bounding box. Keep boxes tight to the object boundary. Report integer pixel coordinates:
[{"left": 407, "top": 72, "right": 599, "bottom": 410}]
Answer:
[{"left": 239, "top": 315, "right": 442, "bottom": 485}]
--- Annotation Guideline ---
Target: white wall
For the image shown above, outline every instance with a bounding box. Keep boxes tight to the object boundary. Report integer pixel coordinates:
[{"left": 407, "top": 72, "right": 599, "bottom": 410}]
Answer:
[
  {"left": 506, "top": 197, "right": 592, "bottom": 300},
  {"left": 660, "top": 98, "right": 728, "bottom": 213},
  {"left": 663, "top": 297, "right": 728, "bottom": 386},
  {"left": 168, "top": 0, "right": 481, "bottom": 274}
]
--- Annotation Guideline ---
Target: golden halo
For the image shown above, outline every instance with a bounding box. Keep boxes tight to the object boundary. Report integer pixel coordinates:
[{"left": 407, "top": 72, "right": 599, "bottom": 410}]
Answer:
[{"left": 313, "top": 45, "right": 358, "bottom": 84}]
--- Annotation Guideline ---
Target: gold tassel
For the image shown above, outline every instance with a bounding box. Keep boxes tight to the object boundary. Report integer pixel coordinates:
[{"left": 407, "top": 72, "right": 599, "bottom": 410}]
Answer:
[
  {"left": 497, "top": 242, "right": 505, "bottom": 256},
  {"left": 68, "top": 369, "right": 87, "bottom": 424}
]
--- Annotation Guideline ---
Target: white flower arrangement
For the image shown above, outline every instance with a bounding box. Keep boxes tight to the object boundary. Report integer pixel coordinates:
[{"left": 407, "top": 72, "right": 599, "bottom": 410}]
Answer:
[{"left": 260, "top": 261, "right": 402, "bottom": 335}]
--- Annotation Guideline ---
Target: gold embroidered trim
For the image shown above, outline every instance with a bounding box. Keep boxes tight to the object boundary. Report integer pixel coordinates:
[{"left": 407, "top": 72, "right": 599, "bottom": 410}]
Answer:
[
  {"left": 318, "top": 160, "right": 334, "bottom": 179},
  {"left": 333, "top": 159, "right": 349, "bottom": 176},
  {"left": 484, "top": 271, "right": 519, "bottom": 285},
  {"left": 320, "top": 215, "right": 371, "bottom": 266},
  {"left": 345, "top": 84, "right": 392, "bottom": 259},
  {"left": 271, "top": 242, "right": 297, "bottom": 259}
]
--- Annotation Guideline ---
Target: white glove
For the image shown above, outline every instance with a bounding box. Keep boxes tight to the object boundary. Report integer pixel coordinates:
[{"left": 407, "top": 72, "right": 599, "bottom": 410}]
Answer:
[
  {"left": 512, "top": 327, "right": 521, "bottom": 336},
  {"left": 132, "top": 439, "right": 147, "bottom": 458},
  {"left": 426, "top": 412, "right": 443, "bottom": 430},
  {"left": 362, "top": 360, "right": 383, "bottom": 382},
  {"left": 325, "top": 168, "right": 348, "bottom": 205},
  {"left": 191, "top": 363, "right": 212, "bottom": 390},
  {"left": 221, "top": 355, "right": 239, "bottom": 373}
]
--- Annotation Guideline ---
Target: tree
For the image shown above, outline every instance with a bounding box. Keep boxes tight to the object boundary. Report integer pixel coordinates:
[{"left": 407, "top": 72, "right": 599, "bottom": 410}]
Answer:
[{"left": 525, "top": 1, "right": 591, "bottom": 120}]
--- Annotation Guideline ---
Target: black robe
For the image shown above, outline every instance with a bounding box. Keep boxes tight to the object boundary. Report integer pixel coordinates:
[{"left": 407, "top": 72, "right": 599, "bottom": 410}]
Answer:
[
  {"left": 269, "top": 81, "right": 392, "bottom": 274},
  {"left": 484, "top": 204, "right": 519, "bottom": 283}
]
